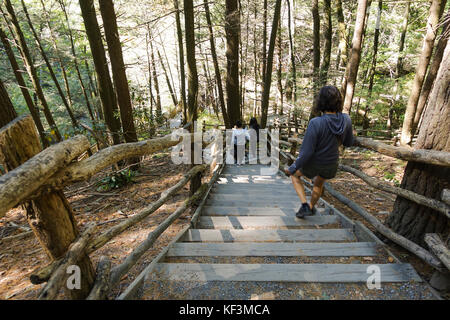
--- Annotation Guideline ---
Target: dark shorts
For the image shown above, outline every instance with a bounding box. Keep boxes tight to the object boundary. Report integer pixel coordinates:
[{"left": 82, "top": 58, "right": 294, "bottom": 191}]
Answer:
[{"left": 299, "top": 161, "right": 338, "bottom": 180}]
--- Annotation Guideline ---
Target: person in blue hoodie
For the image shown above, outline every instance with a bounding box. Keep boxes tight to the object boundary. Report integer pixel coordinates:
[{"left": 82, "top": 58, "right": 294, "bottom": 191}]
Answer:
[{"left": 284, "top": 86, "right": 354, "bottom": 218}]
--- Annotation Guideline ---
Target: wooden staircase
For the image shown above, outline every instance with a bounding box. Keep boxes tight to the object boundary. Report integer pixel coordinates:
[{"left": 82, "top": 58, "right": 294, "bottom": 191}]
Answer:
[{"left": 137, "top": 164, "right": 433, "bottom": 300}]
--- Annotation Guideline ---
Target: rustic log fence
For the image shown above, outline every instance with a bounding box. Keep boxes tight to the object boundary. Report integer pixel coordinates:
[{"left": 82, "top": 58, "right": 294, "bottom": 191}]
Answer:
[{"left": 0, "top": 116, "right": 223, "bottom": 299}]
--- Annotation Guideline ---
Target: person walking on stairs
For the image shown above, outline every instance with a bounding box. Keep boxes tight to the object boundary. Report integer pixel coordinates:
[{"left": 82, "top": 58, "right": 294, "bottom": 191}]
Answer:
[
  {"left": 284, "top": 86, "right": 354, "bottom": 218},
  {"left": 232, "top": 120, "right": 249, "bottom": 165}
]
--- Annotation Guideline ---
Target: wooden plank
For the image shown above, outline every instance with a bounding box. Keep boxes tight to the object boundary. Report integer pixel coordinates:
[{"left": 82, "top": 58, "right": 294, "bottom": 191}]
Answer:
[
  {"left": 182, "top": 229, "right": 356, "bottom": 242},
  {"left": 202, "top": 206, "right": 329, "bottom": 216},
  {"left": 216, "top": 177, "right": 292, "bottom": 185},
  {"left": 208, "top": 193, "right": 303, "bottom": 202},
  {"left": 206, "top": 199, "right": 305, "bottom": 208},
  {"left": 153, "top": 263, "right": 422, "bottom": 282},
  {"left": 167, "top": 242, "right": 378, "bottom": 257},
  {"left": 211, "top": 186, "right": 299, "bottom": 195},
  {"left": 197, "top": 216, "right": 338, "bottom": 229}
]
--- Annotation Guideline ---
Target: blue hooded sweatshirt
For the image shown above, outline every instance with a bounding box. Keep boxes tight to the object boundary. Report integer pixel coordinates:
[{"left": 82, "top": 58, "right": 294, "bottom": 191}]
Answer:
[{"left": 288, "top": 112, "right": 354, "bottom": 175}]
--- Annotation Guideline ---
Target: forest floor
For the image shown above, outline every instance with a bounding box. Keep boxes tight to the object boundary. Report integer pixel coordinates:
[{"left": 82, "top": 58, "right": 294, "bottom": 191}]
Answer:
[{"left": 0, "top": 146, "right": 445, "bottom": 300}]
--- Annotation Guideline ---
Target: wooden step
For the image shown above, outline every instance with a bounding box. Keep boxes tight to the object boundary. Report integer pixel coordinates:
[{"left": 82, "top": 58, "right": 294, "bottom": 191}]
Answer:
[
  {"left": 206, "top": 199, "right": 304, "bottom": 207},
  {"left": 152, "top": 263, "right": 422, "bottom": 282},
  {"left": 182, "top": 229, "right": 356, "bottom": 242},
  {"left": 167, "top": 242, "right": 378, "bottom": 257},
  {"left": 208, "top": 193, "right": 304, "bottom": 202},
  {"left": 211, "top": 186, "right": 301, "bottom": 195},
  {"left": 202, "top": 206, "right": 330, "bottom": 216},
  {"left": 197, "top": 216, "right": 339, "bottom": 229},
  {"left": 216, "top": 178, "right": 291, "bottom": 185}
]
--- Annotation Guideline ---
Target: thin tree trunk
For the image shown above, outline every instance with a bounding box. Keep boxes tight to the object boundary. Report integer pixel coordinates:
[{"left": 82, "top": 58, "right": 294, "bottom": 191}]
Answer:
[
  {"left": 262, "top": 0, "right": 268, "bottom": 82},
  {"left": 184, "top": 0, "right": 201, "bottom": 194},
  {"left": 99, "top": 0, "right": 138, "bottom": 148},
  {"left": 287, "top": 0, "right": 296, "bottom": 105},
  {"left": 260, "top": 0, "right": 282, "bottom": 128},
  {"left": 342, "top": 0, "right": 369, "bottom": 114},
  {"left": 21, "top": 0, "right": 78, "bottom": 130},
  {"left": 58, "top": 0, "right": 96, "bottom": 122},
  {"left": 276, "top": 17, "right": 283, "bottom": 115},
  {"left": 309, "top": 0, "right": 321, "bottom": 120},
  {"left": 226, "top": 0, "right": 241, "bottom": 126},
  {"left": 157, "top": 49, "right": 178, "bottom": 108},
  {"left": 252, "top": 1, "right": 258, "bottom": 117},
  {"left": 2, "top": 0, "right": 62, "bottom": 142},
  {"left": 0, "top": 77, "right": 17, "bottom": 128},
  {"left": 79, "top": 0, "right": 122, "bottom": 145},
  {"left": 400, "top": 0, "right": 447, "bottom": 146},
  {"left": 363, "top": 0, "right": 383, "bottom": 130},
  {"left": 336, "top": 0, "right": 348, "bottom": 71},
  {"left": 413, "top": 9, "right": 450, "bottom": 136},
  {"left": 0, "top": 26, "right": 48, "bottom": 147},
  {"left": 148, "top": 32, "right": 162, "bottom": 124},
  {"left": 173, "top": 0, "right": 187, "bottom": 124},
  {"left": 320, "top": 0, "right": 332, "bottom": 86}
]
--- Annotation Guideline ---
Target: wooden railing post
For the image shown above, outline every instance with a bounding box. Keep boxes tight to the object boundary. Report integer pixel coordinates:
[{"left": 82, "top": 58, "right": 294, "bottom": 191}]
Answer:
[{"left": 0, "top": 116, "right": 95, "bottom": 299}]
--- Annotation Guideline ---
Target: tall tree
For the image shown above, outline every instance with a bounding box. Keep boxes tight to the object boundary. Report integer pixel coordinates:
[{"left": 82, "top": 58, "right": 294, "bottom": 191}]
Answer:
[
  {"left": 21, "top": 0, "right": 79, "bottom": 130},
  {"left": 362, "top": 0, "right": 383, "bottom": 130},
  {"left": 320, "top": 0, "right": 332, "bottom": 86},
  {"left": 148, "top": 35, "right": 162, "bottom": 123},
  {"left": 203, "top": 0, "right": 229, "bottom": 127},
  {"left": 184, "top": 0, "right": 201, "bottom": 194},
  {"left": 413, "top": 9, "right": 450, "bottom": 135},
  {"left": 400, "top": 0, "right": 447, "bottom": 146},
  {"left": 342, "top": 0, "right": 369, "bottom": 114},
  {"left": 0, "top": 77, "right": 17, "bottom": 128},
  {"left": 173, "top": 0, "right": 187, "bottom": 123},
  {"left": 387, "top": 40, "right": 450, "bottom": 245},
  {"left": 58, "top": 0, "right": 96, "bottom": 122},
  {"left": 0, "top": 26, "right": 48, "bottom": 146},
  {"left": 389, "top": 0, "right": 411, "bottom": 130},
  {"left": 225, "top": 0, "right": 241, "bottom": 126},
  {"left": 79, "top": 0, "right": 122, "bottom": 145},
  {"left": 336, "top": 0, "right": 348, "bottom": 71},
  {"left": 2, "top": 0, "right": 62, "bottom": 142},
  {"left": 276, "top": 17, "right": 283, "bottom": 115},
  {"left": 260, "top": 0, "right": 282, "bottom": 128},
  {"left": 99, "top": 0, "right": 138, "bottom": 147},
  {"left": 287, "top": 0, "right": 296, "bottom": 105},
  {"left": 309, "top": 0, "right": 321, "bottom": 119}
]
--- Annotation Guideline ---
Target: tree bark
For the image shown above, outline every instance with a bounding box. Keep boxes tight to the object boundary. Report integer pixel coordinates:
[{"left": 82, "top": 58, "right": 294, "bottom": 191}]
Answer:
[
  {"left": 342, "top": 0, "right": 368, "bottom": 114},
  {"left": 387, "top": 40, "right": 450, "bottom": 246},
  {"left": 79, "top": 0, "right": 122, "bottom": 145},
  {"left": 148, "top": 35, "right": 163, "bottom": 123},
  {"left": 0, "top": 27, "right": 48, "bottom": 146},
  {"left": 225, "top": 0, "right": 241, "bottom": 127},
  {"left": 21, "top": 0, "right": 79, "bottom": 130},
  {"left": 99, "top": 0, "right": 138, "bottom": 148},
  {"left": 400, "top": 0, "right": 446, "bottom": 146},
  {"left": 157, "top": 49, "right": 178, "bottom": 107},
  {"left": 173, "top": 0, "right": 187, "bottom": 124},
  {"left": 260, "top": 0, "right": 282, "bottom": 129},
  {"left": 287, "top": 0, "right": 296, "bottom": 105},
  {"left": 3, "top": 0, "right": 62, "bottom": 142},
  {"left": 0, "top": 77, "right": 17, "bottom": 128},
  {"left": 0, "top": 116, "right": 95, "bottom": 299},
  {"left": 310, "top": 0, "right": 321, "bottom": 120},
  {"left": 320, "top": 0, "right": 332, "bottom": 86},
  {"left": 276, "top": 17, "right": 283, "bottom": 115},
  {"left": 412, "top": 9, "right": 450, "bottom": 136},
  {"left": 336, "top": 0, "right": 348, "bottom": 71}
]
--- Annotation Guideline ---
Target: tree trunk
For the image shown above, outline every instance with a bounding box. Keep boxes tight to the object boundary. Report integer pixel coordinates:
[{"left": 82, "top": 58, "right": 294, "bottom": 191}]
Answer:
[
  {"left": 60, "top": 0, "right": 95, "bottom": 117},
  {"left": 173, "top": 0, "right": 187, "bottom": 124},
  {"left": 21, "top": 0, "right": 79, "bottom": 130},
  {"left": 287, "top": 0, "right": 296, "bottom": 105},
  {"left": 0, "top": 77, "right": 17, "bottom": 128},
  {"left": 148, "top": 34, "right": 163, "bottom": 124},
  {"left": 0, "top": 116, "right": 95, "bottom": 299},
  {"left": 412, "top": 8, "right": 450, "bottom": 136},
  {"left": 260, "top": 0, "right": 282, "bottom": 128},
  {"left": 3, "top": 0, "right": 62, "bottom": 142},
  {"left": 309, "top": 0, "right": 321, "bottom": 120},
  {"left": 79, "top": 0, "right": 122, "bottom": 145},
  {"left": 363, "top": 0, "right": 383, "bottom": 130},
  {"left": 184, "top": 0, "right": 202, "bottom": 194},
  {"left": 400, "top": 0, "right": 447, "bottom": 146},
  {"left": 320, "top": 0, "right": 332, "bottom": 86},
  {"left": 99, "top": 0, "right": 138, "bottom": 149},
  {"left": 262, "top": 0, "right": 268, "bottom": 83},
  {"left": 342, "top": 0, "right": 368, "bottom": 114},
  {"left": 387, "top": 40, "right": 450, "bottom": 246},
  {"left": 0, "top": 26, "right": 48, "bottom": 147},
  {"left": 336, "top": 0, "right": 348, "bottom": 71},
  {"left": 225, "top": 0, "right": 241, "bottom": 127},
  {"left": 276, "top": 17, "right": 283, "bottom": 116}
]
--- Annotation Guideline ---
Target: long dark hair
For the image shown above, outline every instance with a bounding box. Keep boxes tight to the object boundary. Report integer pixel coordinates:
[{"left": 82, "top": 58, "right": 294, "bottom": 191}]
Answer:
[
  {"left": 315, "top": 86, "right": 343, "bottom": 113},
  {"left": 249, "top": 117, "right": 259, "bottom": 130}
]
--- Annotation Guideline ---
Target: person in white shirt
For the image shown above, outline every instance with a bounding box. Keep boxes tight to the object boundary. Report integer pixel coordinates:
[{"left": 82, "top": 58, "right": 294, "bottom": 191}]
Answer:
[{"left": 231, "top": 120, "right": 249, "bottom": 165}]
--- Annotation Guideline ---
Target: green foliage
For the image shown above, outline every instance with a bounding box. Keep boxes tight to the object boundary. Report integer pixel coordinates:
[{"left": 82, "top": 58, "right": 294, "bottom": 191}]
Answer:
[{"left": 97, "top": 169, "right": 137, "bottom": 191}]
